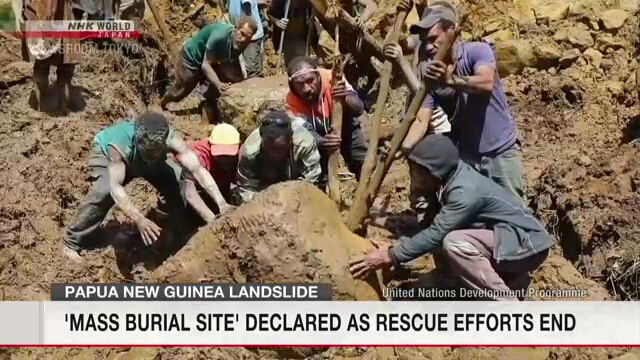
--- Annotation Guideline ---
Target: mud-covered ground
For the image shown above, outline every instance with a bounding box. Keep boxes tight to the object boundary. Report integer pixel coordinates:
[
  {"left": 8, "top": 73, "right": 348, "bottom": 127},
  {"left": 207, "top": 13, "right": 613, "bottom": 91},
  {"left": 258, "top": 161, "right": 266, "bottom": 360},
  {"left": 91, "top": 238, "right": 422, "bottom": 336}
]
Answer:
[{"left": 1, "top": 0, "right": 640, "bottom": 358}]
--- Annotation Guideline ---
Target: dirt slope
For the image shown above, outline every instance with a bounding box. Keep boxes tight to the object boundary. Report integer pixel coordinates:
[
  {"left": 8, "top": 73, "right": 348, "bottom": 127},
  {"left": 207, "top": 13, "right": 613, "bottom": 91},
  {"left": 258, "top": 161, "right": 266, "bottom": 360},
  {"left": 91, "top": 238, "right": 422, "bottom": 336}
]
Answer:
[{"left": 0, "top": 0, "right": 639, "bottom": 358}]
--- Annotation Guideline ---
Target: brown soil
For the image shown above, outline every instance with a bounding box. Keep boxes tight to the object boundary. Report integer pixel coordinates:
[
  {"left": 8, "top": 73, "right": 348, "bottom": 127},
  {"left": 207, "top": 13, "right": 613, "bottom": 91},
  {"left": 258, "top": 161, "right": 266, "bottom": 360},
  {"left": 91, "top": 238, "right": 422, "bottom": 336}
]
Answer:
[{"left": 1, "top": 0, "right": 640, "bottom": 358}]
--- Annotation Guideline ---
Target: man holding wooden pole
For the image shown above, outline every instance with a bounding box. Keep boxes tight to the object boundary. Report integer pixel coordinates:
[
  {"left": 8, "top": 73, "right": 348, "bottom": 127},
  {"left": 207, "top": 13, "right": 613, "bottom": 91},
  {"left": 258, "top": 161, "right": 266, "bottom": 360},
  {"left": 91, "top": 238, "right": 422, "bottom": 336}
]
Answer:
[
  {"left": 284, "top": 56, "right": 368, "bottom": 191},
  {"left": 388, "top": 0, "right": 527, "bottom": 206}
]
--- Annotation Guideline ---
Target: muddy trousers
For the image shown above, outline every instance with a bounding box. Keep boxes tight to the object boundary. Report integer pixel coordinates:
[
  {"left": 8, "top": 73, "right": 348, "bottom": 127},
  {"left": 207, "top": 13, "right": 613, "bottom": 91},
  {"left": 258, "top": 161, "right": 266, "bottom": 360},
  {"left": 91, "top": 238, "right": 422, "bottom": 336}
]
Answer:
[
  {"left": 33, "top": 53, "right": 75, "bottom": 89},
  {"left": 243, "top": 38, "right": 264, "bottom": 78},
  {"left": 318, "top": 120, "right": 368, "bottom": 189},
  {"left": 435, "top": 229, "right": 549, "bottom": 301},
  {"left": 461, "top": 143, "right": 527, "bottom": 207},
  {"left": 63, "top": 147, "right": 184, "bottom": 252},
  {"left": 160, "top": 53, "right": 204, "bottom": 108}
]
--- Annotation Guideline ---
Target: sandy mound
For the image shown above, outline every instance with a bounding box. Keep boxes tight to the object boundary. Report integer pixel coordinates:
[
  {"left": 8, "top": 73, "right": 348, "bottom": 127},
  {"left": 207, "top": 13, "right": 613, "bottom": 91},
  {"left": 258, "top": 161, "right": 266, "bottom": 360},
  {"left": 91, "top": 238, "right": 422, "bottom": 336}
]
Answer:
[{"left": 152, "top": 181, "right": 385, "bottom": 301}]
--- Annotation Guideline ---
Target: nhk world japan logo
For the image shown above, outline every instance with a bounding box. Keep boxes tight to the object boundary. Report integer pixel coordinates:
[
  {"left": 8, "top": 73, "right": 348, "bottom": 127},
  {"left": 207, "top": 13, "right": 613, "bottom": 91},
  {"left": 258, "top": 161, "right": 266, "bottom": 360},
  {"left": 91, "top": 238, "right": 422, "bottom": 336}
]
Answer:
[{"left": 23, "top": 20, "right": 139, "bottom": 39}]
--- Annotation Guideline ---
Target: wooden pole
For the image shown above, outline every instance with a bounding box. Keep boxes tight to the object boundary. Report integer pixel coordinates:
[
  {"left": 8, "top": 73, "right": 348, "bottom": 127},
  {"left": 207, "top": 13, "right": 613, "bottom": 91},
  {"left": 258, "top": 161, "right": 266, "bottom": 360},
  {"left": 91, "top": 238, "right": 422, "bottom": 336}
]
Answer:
[
  {"left": 307, "top": 0, "right": 384, "bottom": 59},
  {"left": 327, "top": 27, "right": 347, "bottom": 205},
  {"left": 275, "top": 0, "right": 291, "bottom": 73},
  {"left": 145, "top": 0, "right": 178, "bottom": 55},
  {"left": 345, "top": 3, "right": 411, "bottom": 232},
  {"left": 365, "top": 9, "right": 474, "bottom": 204}
]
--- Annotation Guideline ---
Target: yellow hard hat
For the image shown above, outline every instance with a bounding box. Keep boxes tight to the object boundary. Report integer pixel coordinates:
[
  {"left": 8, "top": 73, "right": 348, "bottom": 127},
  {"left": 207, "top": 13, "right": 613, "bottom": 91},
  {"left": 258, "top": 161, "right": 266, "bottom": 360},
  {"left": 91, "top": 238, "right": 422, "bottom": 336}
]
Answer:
[{"left": 208, "top": 123, "right": 240, "bottom": 156}]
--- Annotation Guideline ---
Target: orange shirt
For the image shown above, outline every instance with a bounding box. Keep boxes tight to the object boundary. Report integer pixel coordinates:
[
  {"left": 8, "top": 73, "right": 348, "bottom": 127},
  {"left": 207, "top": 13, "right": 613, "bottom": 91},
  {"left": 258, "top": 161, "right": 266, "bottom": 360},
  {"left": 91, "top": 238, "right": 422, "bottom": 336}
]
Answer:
[{"left": 285, "top": 69, "right": 354, "bottom": 133}]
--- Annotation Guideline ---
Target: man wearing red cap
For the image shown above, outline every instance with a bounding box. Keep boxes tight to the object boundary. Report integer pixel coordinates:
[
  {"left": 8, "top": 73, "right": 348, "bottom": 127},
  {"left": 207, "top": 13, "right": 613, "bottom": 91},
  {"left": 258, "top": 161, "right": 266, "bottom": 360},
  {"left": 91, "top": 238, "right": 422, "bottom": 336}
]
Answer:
[{"left": 176, "top": 123, "right": 241, "bottom": 223}]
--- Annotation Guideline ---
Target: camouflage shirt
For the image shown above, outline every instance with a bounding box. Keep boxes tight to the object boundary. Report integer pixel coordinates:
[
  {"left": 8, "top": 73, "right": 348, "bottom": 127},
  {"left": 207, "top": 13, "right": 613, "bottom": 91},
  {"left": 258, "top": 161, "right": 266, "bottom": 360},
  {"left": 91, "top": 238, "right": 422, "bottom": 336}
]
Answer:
[{"left": 236, "top": 123, "right": 322, "bottom": 203}]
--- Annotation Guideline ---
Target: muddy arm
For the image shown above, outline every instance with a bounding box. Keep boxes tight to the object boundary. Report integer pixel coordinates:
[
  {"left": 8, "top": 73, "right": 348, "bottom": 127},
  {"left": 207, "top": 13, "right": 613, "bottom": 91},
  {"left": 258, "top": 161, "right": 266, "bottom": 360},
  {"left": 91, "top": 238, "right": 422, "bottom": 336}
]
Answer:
[
  {"left": 389, "top": 189, "right": 481, "bottom": 264},
  {"left": 402, "top": 107, "right": 432, "bottom": 152},
  {"left": 182, "top": 175, "right": 217, "bottom": 222},
  {"left": 107, "top": 147, "right": 145, "bottom": 223},
  {"left": 202, "top": 50, "right": 224, "bottom": 90},
  {"left": 171, "top": 136, "right": 228, "bottom": 209},
  {"left": 296, "top": 133, "right": 323, "bottom": 184}
]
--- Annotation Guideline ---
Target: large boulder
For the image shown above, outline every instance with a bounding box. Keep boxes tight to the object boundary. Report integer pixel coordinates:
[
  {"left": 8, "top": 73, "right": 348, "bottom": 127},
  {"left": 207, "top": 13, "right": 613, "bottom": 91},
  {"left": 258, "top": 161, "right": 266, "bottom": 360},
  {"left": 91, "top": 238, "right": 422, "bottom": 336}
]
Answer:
[
  {"left": 493, "top": 40, "right": 536, "bottom": 77},
  {"left": 152, "top": 181, "right": 385, "bottom": 301},
  {"left": 217, "top": 75, "right": 290, "bottom": 137}
]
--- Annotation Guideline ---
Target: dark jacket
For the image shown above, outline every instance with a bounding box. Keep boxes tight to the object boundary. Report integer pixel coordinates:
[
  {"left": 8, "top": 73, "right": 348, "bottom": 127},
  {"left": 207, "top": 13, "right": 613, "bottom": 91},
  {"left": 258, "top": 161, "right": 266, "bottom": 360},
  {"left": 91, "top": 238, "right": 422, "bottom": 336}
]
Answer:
[{"left": 390, "top": 134, "right": 551, "bottom": 264}]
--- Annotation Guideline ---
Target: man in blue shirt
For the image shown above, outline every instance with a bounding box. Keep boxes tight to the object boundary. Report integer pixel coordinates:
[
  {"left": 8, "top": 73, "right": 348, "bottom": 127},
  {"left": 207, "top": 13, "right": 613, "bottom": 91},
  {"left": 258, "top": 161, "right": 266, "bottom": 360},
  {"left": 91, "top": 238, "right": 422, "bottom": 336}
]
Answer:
[
  {"left": 385, "top": 1, "right": 527, "bottom": 206},
  {"left": 228, "top": 0, "right": 265, "bottom": 78}
]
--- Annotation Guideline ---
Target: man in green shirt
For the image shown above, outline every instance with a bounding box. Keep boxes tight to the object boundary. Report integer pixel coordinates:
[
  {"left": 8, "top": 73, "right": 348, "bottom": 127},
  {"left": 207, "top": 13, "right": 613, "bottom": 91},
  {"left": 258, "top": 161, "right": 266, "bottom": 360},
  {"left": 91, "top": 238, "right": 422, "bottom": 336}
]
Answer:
[
  {"left": 160, "top": 16, "right": 258, "bottom": 111},
  {"left": 63, "top": 112, "right": 233, "bottom": 261}
]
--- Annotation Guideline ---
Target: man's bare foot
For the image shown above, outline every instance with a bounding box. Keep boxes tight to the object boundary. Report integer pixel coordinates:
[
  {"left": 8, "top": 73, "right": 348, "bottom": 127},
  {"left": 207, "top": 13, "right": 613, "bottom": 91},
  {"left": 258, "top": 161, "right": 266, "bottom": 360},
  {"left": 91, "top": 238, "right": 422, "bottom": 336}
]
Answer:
[{"left": 62, "top": 246, "right": 83, "bottom": 262}]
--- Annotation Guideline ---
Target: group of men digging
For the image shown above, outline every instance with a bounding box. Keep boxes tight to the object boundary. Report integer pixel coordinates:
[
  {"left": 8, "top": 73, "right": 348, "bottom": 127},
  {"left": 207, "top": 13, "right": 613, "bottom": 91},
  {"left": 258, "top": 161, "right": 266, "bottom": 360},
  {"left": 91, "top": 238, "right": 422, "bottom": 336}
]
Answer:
[{"left": 63, "top": 0, "right": 551, "bottom": 301}]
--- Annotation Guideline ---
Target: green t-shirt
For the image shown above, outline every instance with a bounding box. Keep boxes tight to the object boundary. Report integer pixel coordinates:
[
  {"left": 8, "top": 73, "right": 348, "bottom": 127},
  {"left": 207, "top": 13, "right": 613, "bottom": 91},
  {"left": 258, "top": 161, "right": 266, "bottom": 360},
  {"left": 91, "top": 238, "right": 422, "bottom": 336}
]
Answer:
[
  {"left": 181, "top": 23, "right": 238, "bottom": 69},
  {"left": 93, "top": 120, "right": 175, "bottom": 174}
]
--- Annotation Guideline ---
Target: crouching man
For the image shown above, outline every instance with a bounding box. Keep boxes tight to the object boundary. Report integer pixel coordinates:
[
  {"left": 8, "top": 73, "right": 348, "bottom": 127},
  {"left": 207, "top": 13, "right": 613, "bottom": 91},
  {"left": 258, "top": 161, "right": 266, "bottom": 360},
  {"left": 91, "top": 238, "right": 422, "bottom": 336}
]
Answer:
[
  {"left": 160, "top": 16, "right": 258, "bottom": 111},
  {"left": 62, "top": 112, "right": 231, "bottom": 260},
  {"left": 350, "top": 134, "right": 551, "bottom": 300},
  {"left": 285, "top": 56, "right": 368, "bottom": 188},
  {"left": 237, "top": 109, "right": 321, "bottom": 203}
]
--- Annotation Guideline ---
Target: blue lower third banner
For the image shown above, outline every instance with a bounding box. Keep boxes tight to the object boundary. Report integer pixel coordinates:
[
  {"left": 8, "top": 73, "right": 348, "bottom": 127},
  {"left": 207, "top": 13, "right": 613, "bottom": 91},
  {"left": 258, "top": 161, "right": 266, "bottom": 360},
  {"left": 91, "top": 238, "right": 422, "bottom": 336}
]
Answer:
[{"left": 0, "top": 301, "right": 639, "bottom": 346}]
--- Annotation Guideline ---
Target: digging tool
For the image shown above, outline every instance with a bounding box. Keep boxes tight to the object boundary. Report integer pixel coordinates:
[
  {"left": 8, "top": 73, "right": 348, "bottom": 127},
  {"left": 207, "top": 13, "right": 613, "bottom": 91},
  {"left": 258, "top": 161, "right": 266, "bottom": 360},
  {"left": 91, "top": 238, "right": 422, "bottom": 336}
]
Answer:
[
  {"left": 274, "top": 0, "right": 291, "bottom": 73},
  {"left": 327, "top": 29, "right": 349, "bottom": 205},
  {"left": 365, "top": 7, "right": 476, "bottom": 205},
  {"left": 145, "top": 0, "right": 178, "bottom": 55},
  {"left": 308, "top": 0, "right": 383, "bottom": 57},
  {"left": 345, "top": 1, "right": 411, "bottom": 232}
]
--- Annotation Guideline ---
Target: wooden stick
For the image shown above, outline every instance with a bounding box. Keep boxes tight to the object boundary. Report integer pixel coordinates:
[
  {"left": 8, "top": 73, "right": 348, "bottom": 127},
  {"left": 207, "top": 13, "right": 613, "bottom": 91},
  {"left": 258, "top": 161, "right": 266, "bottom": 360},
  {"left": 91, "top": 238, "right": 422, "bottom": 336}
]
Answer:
[
  {"left": 365, "top": 9, "right": 474, "bottom": 204},
  {"left": 327, "top": 27, "right": 346, "bottom": 205},
  {"left": 345, "top": 3, "right": 411, "bottom": 232},
  {"left": 145, "top": 0, "right": 178, "bottom": 55},
  {"left": 307, "top": 0, "right": 384, "bottom": 59},
  {"left": 275, "top": 0, "right": 291, "bottom": 73}
]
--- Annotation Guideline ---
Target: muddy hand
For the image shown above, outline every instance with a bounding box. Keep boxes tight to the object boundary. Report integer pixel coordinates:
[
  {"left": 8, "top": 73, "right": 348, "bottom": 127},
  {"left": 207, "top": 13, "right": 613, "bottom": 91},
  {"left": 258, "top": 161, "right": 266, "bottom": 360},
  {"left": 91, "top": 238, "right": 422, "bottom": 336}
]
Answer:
[
  {"left": 276, "top": 18, "right": 289, "bottom": 30},
  {"left": 380, "top": 141, "right": 403, "bottom": 160},
  {"left": 383, "top": 43, "right": 403, "bottom": 62},
  {"left": 354, "top": 16, "right": 366, "bottom": 31},
  {"left": 137, "top": 218, "right": 162, "bottom": 245},
  {"left": 397, "top": 0, "right": 413, "bottom": 12},
  {"left": 322, "top": 133, "right": 341, "bottom": 152},
  {"left": 349, "top": 248, "right": 392, "bottom": 279}
]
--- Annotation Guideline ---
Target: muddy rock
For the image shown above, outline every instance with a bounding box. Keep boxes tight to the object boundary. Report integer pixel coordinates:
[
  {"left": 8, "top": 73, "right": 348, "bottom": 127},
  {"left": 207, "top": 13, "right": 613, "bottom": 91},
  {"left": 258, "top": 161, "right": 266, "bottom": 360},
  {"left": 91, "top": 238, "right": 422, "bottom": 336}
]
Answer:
[
  {"left": 606, "top": 81, "right": 625, "bottom": 95},
  {"left": 599, "top": 9, "right": 629, "bottom": 31},
  {"left": 553, "top": 27, "right": 594, "bottom": 50},
  {"left": 494, "top": 40, "right": 535, "bottom": 76},
  {"left": 483, "top": 29, "right": 513, "bottom": 44},
  {"left": 595, "top": 35, "right": 627, "bottom": 53},
  {"left": 529, "top": 255, "right": 611, "bottom": 300},
  {"left": 534, "top": 45, "right": 562, "bottom": 69},
  {"left": 0, "top": 61, "right": 31, "bottom": 84},
  {"left": 583, "top": 48, "right": 604, "bottom": 68},
  {"left": 577, "top": 155, "right": 592, "bottom": 166},
  {"left": 217, "top": 75, "right": 290, "bottom": 137},
  {"left": 483, "top": 21, "right": 503, "bottom": 35},
  {"left": 559, "top": 49, "right": 582, "bottom": 68},
  {"left": 533, "top": 4, "right": 569, "bottom": 23},
  {"left": 153, "top": 181, "right": 385, "bottom": 302}
]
